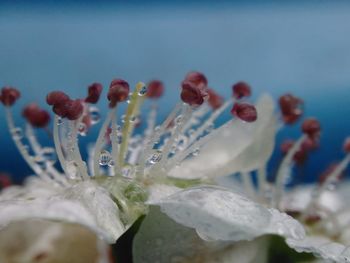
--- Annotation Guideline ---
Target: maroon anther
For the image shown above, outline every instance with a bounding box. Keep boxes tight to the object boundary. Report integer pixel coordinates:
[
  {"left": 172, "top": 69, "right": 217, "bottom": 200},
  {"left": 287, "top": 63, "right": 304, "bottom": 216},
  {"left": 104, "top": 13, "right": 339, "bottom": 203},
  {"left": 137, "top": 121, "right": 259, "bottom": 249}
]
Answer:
[
  {"left": 22, "top": 103, "right": 50, "bottom": 128},
  {"left": 180, "top": 81, "right": 207, "bottom": 106},
  {"left": 46, "top": 91, "right": 70, "bottom": 106},
  {"left": 293, "top": 149, "right": 308, "bottom": 165},
  {"left": 279, "top": 94, "right": 303, "bottom": 125},
  {"left": 232, "top": 82, "right": 251, "bottom": 99},
  {"left": 207, "top": 88, "right": 224, "bottom": 110},
  {"left": 231, "top": 103, "right": 257, "bottom": 122},
  {"left": 85, "top": 83, "right": 103, "bottom": 104},
  {"left": 301, "top": 137, "right": 319, "bottom": 151},
  {"left": 0, "top": 173, "right": 12, "bottom": 189},
  {"left": 147, "top": 80, "right": 164, "bottom": 99},
  {"left": 107, "top": 79, "right": 130, "bottom": 107},
  {"left": 280, "top": 139, "right": 294, "bottom": 154},
  {"left": 343, "top": 137, "right": 350, "bottom": 153},
  {"left": 302, "top": 118, "right": 321, "bottom": 138},
  {"left": 65, "top": 99, "right": 84, "bottom": 120},
  {"left": 184, "top": 71, "right": 208, "bottom": 89},
  {"left": 0, "top": 87, "right": 20, "bottom": 106}
]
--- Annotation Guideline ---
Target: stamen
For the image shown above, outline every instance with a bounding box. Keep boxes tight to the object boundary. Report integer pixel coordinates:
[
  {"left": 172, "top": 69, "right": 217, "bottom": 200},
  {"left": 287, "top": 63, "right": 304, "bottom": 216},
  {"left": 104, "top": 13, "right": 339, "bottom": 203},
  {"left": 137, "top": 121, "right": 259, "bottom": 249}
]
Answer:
[
  {"left": 232, "top": 82, "right": 251, "bottom": 99},
  {"left": 184, "top": 71, "right": 208, "bottom": 89},
  {"left": 230, "top": 102, "right": 257, "bottom": 122},
  {"left": 85, "top": 82, "right": 103, "bottom": 104},
  {"left": 146, "top": 80, "right": 164, "bottom": 99},
  {"left": 0, "top": 87, "right": 20, "bottom": 106},
  {"left": 279, "top": 93, "right": 303, "bottom": 124},
  {"left": 107, "top": 79, "right": 130, "bottom": 108},
  {"left": 22, "top": 103, "right": 50, "bottom": 128}
]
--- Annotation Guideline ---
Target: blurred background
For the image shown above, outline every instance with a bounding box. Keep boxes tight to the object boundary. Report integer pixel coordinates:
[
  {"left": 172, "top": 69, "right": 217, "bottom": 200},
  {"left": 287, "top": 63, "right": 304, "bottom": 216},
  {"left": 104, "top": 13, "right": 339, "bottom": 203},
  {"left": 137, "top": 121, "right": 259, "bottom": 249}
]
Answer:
[{"left": 1, "top": 0, "right": 350, "bottom": 184}]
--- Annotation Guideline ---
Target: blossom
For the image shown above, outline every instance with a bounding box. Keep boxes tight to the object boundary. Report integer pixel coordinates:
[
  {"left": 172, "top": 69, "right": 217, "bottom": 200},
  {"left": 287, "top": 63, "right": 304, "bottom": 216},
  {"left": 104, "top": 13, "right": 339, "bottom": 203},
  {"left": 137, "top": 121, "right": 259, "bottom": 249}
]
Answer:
[{"left": 0, "top": 73, "right": 347, "bottom": 262}]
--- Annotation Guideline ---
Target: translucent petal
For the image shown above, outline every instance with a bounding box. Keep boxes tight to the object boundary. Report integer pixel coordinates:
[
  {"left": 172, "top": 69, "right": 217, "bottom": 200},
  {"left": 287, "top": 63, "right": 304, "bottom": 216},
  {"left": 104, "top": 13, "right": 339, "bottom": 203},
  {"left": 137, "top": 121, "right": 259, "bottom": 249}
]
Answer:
[
  {"left": 133, "top": 206, "right": 269, "bottom": 263},
  {"left": 147, "top": 183, "right": 181, "bottom": 204},
  {"left": 169, "top": 94, "right": 276, "bottom": 179},
  {"left": 150, "top": 186, "right": 305, "bottom": 242},
  {"left": 0, "top": 181, "right": 125, "bottom": 243},
  {"left": 287, "top": 236, "right": 350, "bottom": 263}
]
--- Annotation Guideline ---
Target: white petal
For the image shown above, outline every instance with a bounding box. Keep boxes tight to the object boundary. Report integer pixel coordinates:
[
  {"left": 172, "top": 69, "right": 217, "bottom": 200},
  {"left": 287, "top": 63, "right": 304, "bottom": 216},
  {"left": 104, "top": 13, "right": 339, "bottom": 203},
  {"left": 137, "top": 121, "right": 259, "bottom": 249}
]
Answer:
[
  {"left": 146, "top": 183, "right": 181, "bottom": 203},
  {"left": 287, "top": 236, "right": 350, "bottom": 263},
  {"left": 133, "top": 206, "right": 269, "bottom": 263},
  {"left": 169, "top": 94, "right": 276, "bottom": 179},
  {"left": 0, "top": 181, "right": 125, "bottom": 243},
  {"left": 150, "top": 186, "right": 305, "bottom": 242}
]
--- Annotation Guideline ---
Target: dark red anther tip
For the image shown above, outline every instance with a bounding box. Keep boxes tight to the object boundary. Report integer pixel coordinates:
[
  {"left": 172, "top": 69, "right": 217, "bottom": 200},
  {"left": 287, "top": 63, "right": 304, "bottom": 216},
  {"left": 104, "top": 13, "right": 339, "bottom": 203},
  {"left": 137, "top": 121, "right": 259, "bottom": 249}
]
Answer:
[
  {"left": 280, "top": 139, "right": 294, "bottom": 154},
  {"left": 302, "top": 118, "right": 321, "bottom": 138},
  {"left": 301, "top": 136, "right": 319, "bottom": 152},
  {"left": 207, "top": 88, "right": 224, "bottom": 110},
  {"left": 0, "top": 173, "right": 12, "bottom": 189},
  {"left": 65, "top": 99, "right": 84, "bottom": 120},
  {"left": 343, "top": 137, "right": 350, "bottom": 153},
  {"left": 180, "top": 81, "right": 207, "bottom": 106},
  {"left": 107, "top": 79, "right": 130, "bottom": 107},
  {"left": 0, "top": 87, "right": 21, "bottom": 106},
  {"left": 318, "top": 163, "right": 343, "bottom": 185},
  {"left": 184, "top": 71, "right": 208, "bottom": 89},
  {"left": 231, "top": 102, "right": 257, "bottom": 122},
  {"left": 293, "top": 149, "right": 308, "bottom": 165},
  {"left": 46, "top": 91, "right": 70, "bottom": 106},
  {"left": 85, "top": 83, "right": 103, "bottom": 104},
  {"left": 279, "top": 94, "right": 303, "bottom": 125},
  {"left": 22, "top": 103, "right": 50, "bottom": 128},
  {"left": 232, "top": 82, "right": 251, "bottom": 99},
  {"left": 146, "top": 80, "right": 164, "bottom": 99}
]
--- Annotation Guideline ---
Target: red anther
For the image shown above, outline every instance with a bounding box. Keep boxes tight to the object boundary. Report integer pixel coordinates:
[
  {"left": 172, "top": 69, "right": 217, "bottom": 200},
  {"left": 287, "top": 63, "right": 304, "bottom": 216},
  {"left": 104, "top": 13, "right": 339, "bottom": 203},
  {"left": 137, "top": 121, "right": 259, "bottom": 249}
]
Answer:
[
  {"left": 104, "top": 127, "right": 112, "bottom": 145},
  {"left": 180, "top": 81, "right": 207, "bottom": 106},
  {"left": 230, "top": 102, "right": 257, "bottom": 122},
  {"left": 0, "top": 87, "right": 20, "bottom": 106},
  {"left": 65, "top": 99, "right": 84, "bottom": 120},
  {"left": 343, "top": 137, "right": 350, "bottom": 153},
  {"left": 46, "top": 91, "right": 70, "bottom": 106},
  {"left": 82, "top": 114, "right": 92, "bottom": 130},
  {"left": 232, "top": 82, "right": 251, "bottom": 99},
  {"left": 302, "top": 118, "right": 321, "bottom": 138},
  {"left": 301, "top": 136, "right": 319, "bottom": 151},
  {"left": 280, "top": 139, "right": 294, "bottom": 154},
  {"left": 279, "top": 94, "right": 303, "bottom": 124},
  {"left": 293, "top": 149, "right": 308, "bottom": 165},
  {"left": 184, "top": 71, "right": 208, "bottom": 89},
  {"left": 85, "top": 83, "right": 103, "bottom": 104},
  {"left": 53, "top": 103, "right": 69, "bottom": 118},
  {"left": 0, "top": 173, "right": 12, "bottom": 189},
  {"left": 207, "top": 88, "right": 224, "bottom": 110},
  {"left": 22, "top": 103, "right": 50, "bottom": 128},
  {"left": 107, "top": 79, "right": 130, "bottom": 107},
  {"left": 146, "top": 80, "right": 164, "bottom": 99}
]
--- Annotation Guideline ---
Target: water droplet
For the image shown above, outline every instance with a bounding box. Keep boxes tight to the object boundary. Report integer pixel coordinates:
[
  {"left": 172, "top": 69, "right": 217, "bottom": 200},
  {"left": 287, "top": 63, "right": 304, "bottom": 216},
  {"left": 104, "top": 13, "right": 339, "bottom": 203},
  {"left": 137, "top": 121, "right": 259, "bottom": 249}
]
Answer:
[
  {"left": 11, "top": 127, "right": 23, "bottom": 140},
  {"left": 99, "top": 150, "right": 111, "bottom": 166},
  {"left": 41, "top": 147, "right": 56, "bottom": 164},
  {"left": 66, "top": 161, "right": 78, "bottom": 179},
  {"left": 89, "top": 106, "right": 101, "bottom": 125},
  {"left": 108, "top": 159, "right": 115, "bottom": 167},
  {"left": 149, "top": 150, "right": 163, "bottom": 164},
  {"left": 78, "top": 123, "right": 87, "bottom": 136},
  {"left": 154, "top": 126, "right": 161, "bottom": 132},
  {"left": 175, "top": 115, "right": 183, "bottom": 125},
  {"left": 138, "top": 85, "right": 147, "bottom": 96},
  {"left": 206, "top": 123, "right": 214, "bottom": 133},
  {"left": 121, "top": 115, "right": 126, "bottom": 123},
  {"left": 188, "top": 129, "right": 195, "bottom": 137},
  {"left": 121, "top": 166, "right": 134, "bottom": 177},
  {"left": 192, "top": 148, "right": 200, "bottom": 156},
  {"left": 57, "top": 117, "right": 64, "bottom": 125},
  {"left": 129, "top": 115, "right": 138, "bottom": 123}
]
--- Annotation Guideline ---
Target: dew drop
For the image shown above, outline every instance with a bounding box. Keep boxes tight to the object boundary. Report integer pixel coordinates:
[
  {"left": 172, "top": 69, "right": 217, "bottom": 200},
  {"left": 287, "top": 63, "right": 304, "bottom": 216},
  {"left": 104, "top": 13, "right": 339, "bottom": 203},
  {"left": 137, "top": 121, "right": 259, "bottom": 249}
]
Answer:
[
  {"left": 57, "top": 117, "right": 64, "bottom": 125},
  {"left": 99, "top": 150, "right": 111, "bottom": 166},
  {"left": 89, "top": 106, "right": 101, "bottom": 125},
  {"left": 121, "top": 166, "right": 134, "bottom": 177},
  {"left": 138, "top": 85, "right": 147, "bottom": 96},
  {"left": 108, "top": 159, "right": 115, "bottom": 167},
  {"left": 78, "top": 123, "right": 87, "bottom": 136},
  {"left": 11, "top": 127, "right": 23, "bottom": 140},
  {"left": 175, "top": 115, "right": 183, "bottom": 125},
  {"left": 66, "top": 161, "right": 78, "bottom": 179},
  {"left": 41, "top": 147, "right": 56, "bottom": 164},
  {"left": 121, "top": 115, "right": 126, "bottom": 123},
  {"left": 192, "top": 148, "right": 200, "bottom": 156},
  {"left": 149, "top": 150, "right": 163, "bottom": 164}
]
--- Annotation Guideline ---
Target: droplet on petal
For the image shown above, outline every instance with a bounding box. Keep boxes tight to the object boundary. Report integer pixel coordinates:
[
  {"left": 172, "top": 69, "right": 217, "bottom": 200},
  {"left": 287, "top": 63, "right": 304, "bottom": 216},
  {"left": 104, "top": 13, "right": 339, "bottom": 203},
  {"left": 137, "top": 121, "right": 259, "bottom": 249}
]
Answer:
[
  {"left": 232, "top": 82, "right": 251, "bottom": 99},
  {"left": 301, "top": 118, "right": 321, "bottom": 138},
  {"left": 22, "top": 103, "right": 50, "bottom": 128},
  {"left": 231, "top": 103, "right": 257, "bottom": 122},
  {"left": 85, "top": 83, "right": 103, "bottom": 104},
  {"left": 146, "top": 80, "right": 164, "bottom": 99},
  {"left": 207, "top": 88, "right": 224, "bottom": 110},
  {"left": 0, "top": 87, "right": 21, "bottom": 106},
  {"left": 107, "top": 79, "right": 130, "bottom": 107}
]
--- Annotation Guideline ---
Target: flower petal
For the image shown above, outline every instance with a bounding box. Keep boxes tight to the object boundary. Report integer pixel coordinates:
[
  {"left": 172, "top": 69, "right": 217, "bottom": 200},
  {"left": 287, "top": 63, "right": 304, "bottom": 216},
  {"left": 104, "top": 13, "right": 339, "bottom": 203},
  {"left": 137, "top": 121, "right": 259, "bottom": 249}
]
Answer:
[
  {"left": 287, "top": 236, "right": 350, "bottom": 263},
  {"left": 133, "top": 206, "right": 269, "bottom": 263},
  {"left": 169, "top": 94, "right": 276, "bottom": 179},
  {"left": 150, "top": 186, "right": 305, "bottom": 242}
]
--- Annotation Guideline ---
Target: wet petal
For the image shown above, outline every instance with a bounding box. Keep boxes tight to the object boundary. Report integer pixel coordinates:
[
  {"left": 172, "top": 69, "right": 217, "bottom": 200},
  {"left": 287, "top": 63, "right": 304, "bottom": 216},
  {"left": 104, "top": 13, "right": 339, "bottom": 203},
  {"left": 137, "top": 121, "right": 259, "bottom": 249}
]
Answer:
[
  {"left": 287, "top": 236, "right": 350, "bottom": 263},
  {"left": 170, "top": 94, "right": 276, "bottom": 179},
  {"left": 133, "top": 206, "right": 269, "bottom": 263},
  {"left": 150, "top": 186, "right": 305, "bottom": 242}
]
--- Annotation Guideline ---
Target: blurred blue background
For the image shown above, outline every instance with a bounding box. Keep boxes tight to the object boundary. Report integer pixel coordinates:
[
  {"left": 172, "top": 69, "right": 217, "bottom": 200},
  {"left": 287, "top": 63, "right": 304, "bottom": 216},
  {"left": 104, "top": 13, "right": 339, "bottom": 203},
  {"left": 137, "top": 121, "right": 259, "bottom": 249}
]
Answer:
[{"left": 1, "top": 0, "right": 350, "bottom": 184}]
